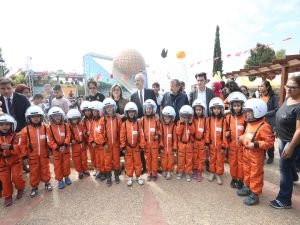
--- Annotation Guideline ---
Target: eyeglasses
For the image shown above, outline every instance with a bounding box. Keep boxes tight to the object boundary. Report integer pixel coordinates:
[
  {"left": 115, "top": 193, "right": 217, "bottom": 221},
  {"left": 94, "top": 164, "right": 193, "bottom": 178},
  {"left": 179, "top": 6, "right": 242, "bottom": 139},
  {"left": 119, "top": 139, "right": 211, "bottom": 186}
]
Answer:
[{"left": 284, "top": 85, "right": 299, "bottom": 90}]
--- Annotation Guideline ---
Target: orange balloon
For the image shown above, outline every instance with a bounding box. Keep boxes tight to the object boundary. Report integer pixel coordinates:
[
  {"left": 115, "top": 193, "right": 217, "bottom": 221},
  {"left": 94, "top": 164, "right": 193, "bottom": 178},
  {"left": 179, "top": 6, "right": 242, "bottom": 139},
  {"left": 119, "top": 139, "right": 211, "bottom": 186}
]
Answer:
[{"left": 176, "top": 51, "right": 186, "bottom": 59}]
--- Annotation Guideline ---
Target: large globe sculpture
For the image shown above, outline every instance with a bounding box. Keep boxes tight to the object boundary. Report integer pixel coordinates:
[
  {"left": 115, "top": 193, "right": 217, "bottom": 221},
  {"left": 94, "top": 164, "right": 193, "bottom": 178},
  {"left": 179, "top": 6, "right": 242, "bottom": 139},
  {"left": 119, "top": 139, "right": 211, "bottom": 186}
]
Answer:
[{"left": 112, "top": 49, "right": 146, "bottom": 92}]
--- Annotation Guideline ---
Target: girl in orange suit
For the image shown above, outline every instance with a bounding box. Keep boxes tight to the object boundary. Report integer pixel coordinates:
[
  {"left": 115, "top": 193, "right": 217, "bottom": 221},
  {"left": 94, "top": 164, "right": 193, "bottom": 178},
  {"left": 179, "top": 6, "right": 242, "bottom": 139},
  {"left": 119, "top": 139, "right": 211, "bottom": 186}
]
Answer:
[
  {"left": 120, "top": 102, "right": 145, "bottom": 186},
  {"left": 20, "top": 106, "right": 52, "bottom": 198},
  {"left": 237, "top": 98, "right": 274, "bottom": 206},
  {"left": 206, "top": 97, "right": 228, "bottom": 185},
  {"left": 226, "top": 92, "right": 247, "bottom": 189},
  {"left": 0, "top": 114, "right": 25, "bottom": 207},
  {"left": 47, "top": 107, "right": 71, "bottom": 190}
]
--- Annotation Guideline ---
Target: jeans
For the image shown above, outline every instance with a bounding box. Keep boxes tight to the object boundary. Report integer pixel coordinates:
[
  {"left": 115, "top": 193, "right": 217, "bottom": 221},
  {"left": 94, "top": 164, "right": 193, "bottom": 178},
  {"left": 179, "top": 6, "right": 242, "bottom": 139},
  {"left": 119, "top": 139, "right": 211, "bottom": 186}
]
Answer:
[{"left": 276, "top": 139, "right": 300, "bottom": 205}]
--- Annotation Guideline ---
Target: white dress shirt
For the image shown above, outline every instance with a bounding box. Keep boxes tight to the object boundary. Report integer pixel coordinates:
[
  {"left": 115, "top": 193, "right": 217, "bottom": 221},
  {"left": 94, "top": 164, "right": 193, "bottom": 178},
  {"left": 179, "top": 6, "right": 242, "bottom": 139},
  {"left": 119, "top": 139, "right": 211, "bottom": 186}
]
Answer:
[{"left": 197, "top": 87, "right": 207, "bottom": 116}]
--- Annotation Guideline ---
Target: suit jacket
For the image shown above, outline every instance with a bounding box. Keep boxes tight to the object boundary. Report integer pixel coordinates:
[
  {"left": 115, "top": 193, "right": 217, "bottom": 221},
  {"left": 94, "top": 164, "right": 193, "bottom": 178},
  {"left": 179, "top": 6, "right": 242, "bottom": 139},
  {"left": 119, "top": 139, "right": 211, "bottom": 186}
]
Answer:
[
  {"left": 0, "top": 92, "right": 31, "bottom": 132},
  {"left": 130, "top": 88, "right": 157, "bottom": 118},
  {"left": 189, "top": 88, "right": 215, "bottom": 115}
]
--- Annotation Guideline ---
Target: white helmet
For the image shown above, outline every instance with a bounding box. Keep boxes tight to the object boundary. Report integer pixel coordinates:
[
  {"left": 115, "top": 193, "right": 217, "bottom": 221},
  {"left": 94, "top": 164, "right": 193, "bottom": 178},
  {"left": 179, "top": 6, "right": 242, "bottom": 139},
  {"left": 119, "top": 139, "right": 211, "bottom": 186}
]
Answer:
[
  {"left": 0, "top": 114, "right": 17, "bottom": 132},
  {"left": 103, "top": 98, "right": 117, "bottom": 115},
  {"left": 124, "top": 102, "right": 138, "bottom": 119},
  {"left": 243, "top": 98, "right": 267, "bottom": 120},
  {"left": 192, "top": 99, "right": 207, "bottom": 111},
  {"left": 80, "top": 101, "right": 92, "bottom": 111},
  {"left": 162, "top": 106, "right": 176, "bottom": 122},
  {"left": 47, "top": 107, "right": 65, "bottom": 123},
  {"left": 179, "top": 105, "right": 194, "bottom": 121},
  {"left": 25, "top": 106, "right": 44, "bottom": 122},
  {"left": 228, "top": 92, "right": 247, "bottom": 104},
  {"left": 67, "top": 109, "right": 81, "bottom": 120},
  {"left": 90, "top": 101, "right": 104, "bottom": 116},
  {"left": 143, "top": 99, "right": 157, "bottom": 115},
  {"left": 209, "top": 97, "right": 224, "bottom": 109}
]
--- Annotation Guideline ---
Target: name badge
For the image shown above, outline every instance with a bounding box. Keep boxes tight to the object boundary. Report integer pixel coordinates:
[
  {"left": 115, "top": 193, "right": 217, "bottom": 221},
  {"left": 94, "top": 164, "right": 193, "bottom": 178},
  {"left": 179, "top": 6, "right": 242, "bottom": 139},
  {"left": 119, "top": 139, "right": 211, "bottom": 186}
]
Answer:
[
  {"left": 59, "top": 132, "right": 65, "bottom": 137},
  {"left": 132, "top": 131, "right": 138, "bottom": 135},
  {"left": 168, "top": 134, "right": 172, "bottom": 138},
  {"left": 237, "top": 125, "right": 244, "bottom": 131},
  {"left": 95, "top": 126, "right": 101, "bottom": 132},
  {"left": 198, "top": 128, "right": 204, "bottom": 132},
  {"left": 216, "top": 127, "right": 222, "bottom": 132},
  {"left": 40, "top": 135, "right": 46, "bottom": 139},
  {"left": 150, "top": 128, "right": 156, "bottom": 132},
  {"left": 79, "top": 132, "right": 82, "bottom": 135}
]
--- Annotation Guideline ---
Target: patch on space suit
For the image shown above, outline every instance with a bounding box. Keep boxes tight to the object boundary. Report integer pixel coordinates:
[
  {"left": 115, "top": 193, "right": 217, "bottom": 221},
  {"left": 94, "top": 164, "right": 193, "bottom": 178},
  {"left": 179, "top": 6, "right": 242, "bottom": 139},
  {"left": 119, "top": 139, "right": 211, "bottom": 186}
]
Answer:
[
  {"left": 95, "top": 126, "right": 101, "bottom": 133},
  {"left": 215, "top": 127, "right": 222, "bottom": 132},
  {"left": 132, "top": 131, "right": 138, "bottom": 135},
  {"left": 237, "top": 125, "right": 244, "bottom": 131},
  {"left": 40, "top": 135, "right": 47, "bottom": 139},
  {"left": 245, "top": 133, "right": 254, "bottom": 141},
  {"left": 59, "top": 132, "right": 65, "bottom": 137},
  {"left": 150, "top": 128, "right": 156, "bottom": 132},
  {"left": 168, "top": 134, "right": 172, "bottom": 138},
  {"left": 198, "top": 128, "right": 204, "bottom": 132}
]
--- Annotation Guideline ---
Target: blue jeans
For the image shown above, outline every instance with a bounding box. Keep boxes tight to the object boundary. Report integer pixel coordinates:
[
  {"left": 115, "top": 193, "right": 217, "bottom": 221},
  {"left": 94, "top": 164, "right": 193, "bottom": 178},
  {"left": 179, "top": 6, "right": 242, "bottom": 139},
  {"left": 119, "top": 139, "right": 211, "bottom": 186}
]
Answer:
[{"left": 276, "top": 139, "right": 300, "bottom": 205}]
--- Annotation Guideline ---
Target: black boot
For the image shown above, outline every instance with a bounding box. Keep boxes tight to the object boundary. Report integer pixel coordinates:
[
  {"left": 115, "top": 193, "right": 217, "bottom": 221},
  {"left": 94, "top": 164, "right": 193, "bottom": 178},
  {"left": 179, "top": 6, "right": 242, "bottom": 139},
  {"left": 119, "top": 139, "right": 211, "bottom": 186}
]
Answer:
[
  {"left": 106, "top": 172, "right": 112, "bottom": 187},
  {"left": 114, "top": 170, "right": 120, "bottom": 184}
]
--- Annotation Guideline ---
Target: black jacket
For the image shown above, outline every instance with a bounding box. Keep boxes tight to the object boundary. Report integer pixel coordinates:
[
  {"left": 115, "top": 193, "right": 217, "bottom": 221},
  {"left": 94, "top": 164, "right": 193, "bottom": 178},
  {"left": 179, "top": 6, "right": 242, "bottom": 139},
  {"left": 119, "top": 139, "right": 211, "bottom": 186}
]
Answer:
[
  {"left": 0, "top": 92, "right": 31, "bottom": 132},
  {"left": 189, "top": 88, "right": 215, "bottom": 115},
  {"left": 264, "top": 93, "right": 279, "bottom": 130},
  {"left": 161, "top": 92, "right": 189, "bottom": 122},
  {"left": 86, "top": 92, "right": 105, "bottom": 102},
  {"left": 130, "top": 88, "right": 157, "bottom": 118}
]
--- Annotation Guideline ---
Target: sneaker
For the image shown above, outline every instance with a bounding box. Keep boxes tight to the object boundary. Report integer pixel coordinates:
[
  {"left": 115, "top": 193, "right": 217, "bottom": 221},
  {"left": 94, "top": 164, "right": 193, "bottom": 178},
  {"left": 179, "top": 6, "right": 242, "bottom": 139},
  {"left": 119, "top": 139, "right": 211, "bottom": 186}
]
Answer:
[
  {"left": 243, "top": 193, "right": 259, "bottom": 206},
  {"left": 186, "top": 174, "right": 192, "bottom": 182},
  {"left": 267, "top": 157, "right": 274, "bottom": 164},
  {"left": 127, "top": 178, "right": 133, "bottom": 186},
  {"left": 147, "top": 174, "right": 152, "bottom": 181},
  {"left": 166, "top": 172, "right": 172, "bottom": 180},
  {"left": 137, "top": 177, "right": 144, "bottom": 185},
  {"left": 152, "top": 175, "right": 158, "bottom": 182},
  {"left": 78, "top": 173, "right": 84, "bottom": 179},
  {"left": 237, "top": 185, "right": 251, "bottom": 196},
  {"left": 100, "top": 173, "right": 106, "bottom": 181},
  {"left": 106, "top": 176, "right": 112, "bottom": 187},
  {"left": 58, "top": 180, "right": 65, "bottom": 189},
  {"left": 83, "top": 171, "right": 90, "bottom": 176},
  {"left": 64, "top": 177, "right": 72, "bottom": 185},
  {"left": 235, "top": 180, "right": 244, "bottom": 189},
  {"left": 208, "top": 173, "right": 215, "bottom": 182},
  {"left": 216, "top": 175, "right": 223, "bottom": 185},
  {"left": 16, "top": 189, "right": 24, "bottom": 199},
  {"left": 230, "top": 179, "right": 238, "bottom": 188},
  {"left": 95, "top": 173, "right": 102, "bottom": 180},
  {"left": 45, "top": 183, "right": 53, "bottom": 191},
  {"left": 4, "top": 197, "right": 12, "bottom": 207},
  {"left": 93, "top": 169, "right": 97, "bottom": 176},
  {"left": 176, "top": 173, "right": 182, "bottom": 180},
  {"left": 269, "top": 199, "right": 292, "bottom": 209},
  {"left": 192, "top": 170, "right": 198, "bottom": 179},
  {"left": 30, "top": 188, "right": 38, "bottom": 198},
  {"left": 162, "top": 172, "right": 167, "bottom": 177},
  {"left": 197, "top": 172, "right": 203, "bottom": 182}
]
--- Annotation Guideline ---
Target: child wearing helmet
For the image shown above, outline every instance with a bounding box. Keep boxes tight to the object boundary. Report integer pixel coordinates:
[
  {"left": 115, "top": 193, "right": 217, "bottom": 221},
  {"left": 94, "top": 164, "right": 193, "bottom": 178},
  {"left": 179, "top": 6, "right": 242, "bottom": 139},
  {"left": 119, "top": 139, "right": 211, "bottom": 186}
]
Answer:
[
  {"left": 192, "top": 99, "right": 208, "bottom": 182},
  {"left": 67, "top": 109, "right": 90, "bottom": 180},
  {"left": 94, "top": 98, "right": 122, "bottom": 186},
  {"left": 207, "top": 97, "right": 228, "bottom": 185},
  {"left": 81, "top": 101, "right": 96, "bottom": 174},
  {"left": 120, "top": 102, "right": 145, "bottom": 186},
  {"left": 46, "top": 107, "right": 72, "bottom": 189},
  {"left": 0, "top": 114, "right": 25, "bottom": 207},
  {"left": 226, "top": 92, "right": 247, "bottom": 190},
  {"left": 20, "top": 106, "right": 52, "bottom": 198},
  {"left": 176, "top": 105, "right": 195, "bottom": 182},
  {"left": 140, "top": 99, "right": 161, "bottom": 181},
  {"left": 237, "top": 98, "right": 274, "bottom": 206},
  {"left": 159, "top": 106, "right": 177, "bottom": 180},
  {"left": 89, "top": 101, "right": 106, "bottom": 181}
]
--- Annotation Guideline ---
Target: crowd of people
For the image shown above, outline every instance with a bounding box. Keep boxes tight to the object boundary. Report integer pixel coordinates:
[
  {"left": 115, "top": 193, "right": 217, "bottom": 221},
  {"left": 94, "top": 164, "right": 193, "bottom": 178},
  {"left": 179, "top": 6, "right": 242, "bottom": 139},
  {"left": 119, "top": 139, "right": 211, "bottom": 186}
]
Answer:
[{"left": 0, "top": 73, "right": 299, "bottom": 210}]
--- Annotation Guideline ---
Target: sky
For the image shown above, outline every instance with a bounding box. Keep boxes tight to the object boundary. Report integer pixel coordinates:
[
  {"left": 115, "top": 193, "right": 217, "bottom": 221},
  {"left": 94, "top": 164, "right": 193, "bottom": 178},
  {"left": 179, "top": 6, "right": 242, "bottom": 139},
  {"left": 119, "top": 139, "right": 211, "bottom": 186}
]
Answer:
[{"left": 1, "top": 0, "right": 300, "bottom": 80}]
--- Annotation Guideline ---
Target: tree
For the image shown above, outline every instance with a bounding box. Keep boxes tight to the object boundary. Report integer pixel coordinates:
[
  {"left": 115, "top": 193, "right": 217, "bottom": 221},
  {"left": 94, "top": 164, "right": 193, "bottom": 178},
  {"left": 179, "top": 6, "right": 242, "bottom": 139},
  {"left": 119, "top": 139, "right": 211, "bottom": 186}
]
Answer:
[
  {"left": 275, "top": 49, "right": 286, "bottom": 59},
  {"left": 212, "top": 25, "right": 223, "bottom": 75},
  {"left": 245, "top": 43, "right": 275, "bottom": 81},
  {"left": 0, "top": 48, "right": 9, "bottom": 77}
]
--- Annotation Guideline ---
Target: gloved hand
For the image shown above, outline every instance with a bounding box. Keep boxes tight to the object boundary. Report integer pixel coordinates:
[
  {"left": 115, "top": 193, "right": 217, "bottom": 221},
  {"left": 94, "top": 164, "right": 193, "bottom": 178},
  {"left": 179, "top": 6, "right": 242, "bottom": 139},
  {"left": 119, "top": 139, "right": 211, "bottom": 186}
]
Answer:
[
  {"left": 172, "top": 148, "right": 177, "bottom": 154},
  {"left": 121, "top": 148, "right": 126, "bottom": 155},
  {"left": 139, "top": 148, "right": 144, "bottom": 152},
  {"left": 220, "top": 147, "right": 226, "bottom": 153},
  {"left": 159, "top": 147, "right": 164, "bottom": 153}
]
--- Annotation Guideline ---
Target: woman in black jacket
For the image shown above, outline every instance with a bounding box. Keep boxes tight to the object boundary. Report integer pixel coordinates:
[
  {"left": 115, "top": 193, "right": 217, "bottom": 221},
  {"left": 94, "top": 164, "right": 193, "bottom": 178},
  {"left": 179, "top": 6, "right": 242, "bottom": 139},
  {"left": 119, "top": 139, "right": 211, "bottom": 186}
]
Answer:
[{"left": 258, "top": 80, "right": 279, "bottom": 164}]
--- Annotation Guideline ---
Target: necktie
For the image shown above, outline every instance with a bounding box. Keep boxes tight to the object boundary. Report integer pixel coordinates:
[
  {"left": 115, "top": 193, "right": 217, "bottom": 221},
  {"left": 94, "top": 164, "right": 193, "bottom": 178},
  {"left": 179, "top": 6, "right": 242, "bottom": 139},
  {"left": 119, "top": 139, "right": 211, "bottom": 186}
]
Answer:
[
  {"left": 7, "top": 98, "right": 13, "bottom": 115},
  {"left": 139, "top": 91, "right": 143, "bottom": 104}
]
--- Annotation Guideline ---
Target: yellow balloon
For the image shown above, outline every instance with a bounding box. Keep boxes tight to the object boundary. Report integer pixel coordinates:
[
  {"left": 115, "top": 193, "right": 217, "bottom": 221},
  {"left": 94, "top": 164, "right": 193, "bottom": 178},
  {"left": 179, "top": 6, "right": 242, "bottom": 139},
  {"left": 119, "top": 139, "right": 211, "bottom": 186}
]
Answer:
[{"left": 176, "top": 51, "right": 186, "bottom": 59}]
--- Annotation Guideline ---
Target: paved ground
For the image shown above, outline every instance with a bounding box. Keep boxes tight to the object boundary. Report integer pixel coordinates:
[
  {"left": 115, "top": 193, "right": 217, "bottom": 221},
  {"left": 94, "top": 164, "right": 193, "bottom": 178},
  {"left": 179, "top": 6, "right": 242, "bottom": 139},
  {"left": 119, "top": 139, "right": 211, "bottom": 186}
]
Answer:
[{"left": 0, "top": 148, "right": 299, "bottom": 225}]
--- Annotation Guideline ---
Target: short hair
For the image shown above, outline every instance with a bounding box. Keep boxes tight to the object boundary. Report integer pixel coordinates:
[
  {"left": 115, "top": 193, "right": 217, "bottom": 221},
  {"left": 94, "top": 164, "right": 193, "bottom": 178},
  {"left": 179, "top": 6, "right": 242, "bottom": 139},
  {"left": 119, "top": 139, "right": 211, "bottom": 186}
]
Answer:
[
  {"left": 135, "top": 73, "right": 144, "bottom": 81},
  {"left": 53, "top": 84, "right": 62, "bottom": 91},
  {"left": 171, "top": 79, "right": 181, "bottom": 87},
  {"left": 289, "top": 74, "right": 300, "bottom": 87},
  {"left": 14, "top": 84, "right": 30, "bottom": 94},
  {"left": 152, "top": 82, "right": 160, "bottom": 88},
  {"left": 195, "top": 72, "right": 207, "bottom": 80},
  {"left": 87, "top": 79, "right": 97, "bottom": 87},
  {"left": 0, "top": 77, "right": 13, "bottom": 86},
  {"left": 33, "top": 94, "right": 44, "bottom": 100},
  {"left": 180, "top": 81, "right": 185, "bottom": 87}
]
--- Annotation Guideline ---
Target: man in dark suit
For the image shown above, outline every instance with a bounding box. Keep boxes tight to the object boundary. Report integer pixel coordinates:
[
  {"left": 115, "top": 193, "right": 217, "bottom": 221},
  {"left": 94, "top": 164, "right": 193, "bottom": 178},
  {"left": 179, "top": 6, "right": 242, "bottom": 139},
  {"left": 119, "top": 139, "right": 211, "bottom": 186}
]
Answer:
[
  {"left": 130, "top": 72, "right": 157, "bottom": 118},
  {"left": 130, "top": 72, "right": 157, "bottom": 174},
  {"left": 0, "top": 78, "right": 31, "bottom": 132},
  {"left": 189, "top": 72, "right": 215, "bottom": 116}
]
